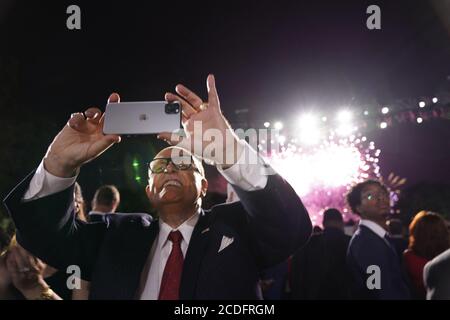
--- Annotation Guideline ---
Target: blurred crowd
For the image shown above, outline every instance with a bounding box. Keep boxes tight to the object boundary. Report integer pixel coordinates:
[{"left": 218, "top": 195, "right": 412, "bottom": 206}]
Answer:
[{"left": 1, "top": 179, "right": 449, "bottom": 300}]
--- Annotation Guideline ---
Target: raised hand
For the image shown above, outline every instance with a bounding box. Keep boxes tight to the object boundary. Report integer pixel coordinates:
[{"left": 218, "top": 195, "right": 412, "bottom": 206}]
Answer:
[
  {"left": 5, "top": 243, "right": 45, "bottom": 298},
  {"left": 158, "top": 75, "right": 241, "bottom": 168},
  {"left": 44, "top": 94, "right": 122, "bottom": 177}
]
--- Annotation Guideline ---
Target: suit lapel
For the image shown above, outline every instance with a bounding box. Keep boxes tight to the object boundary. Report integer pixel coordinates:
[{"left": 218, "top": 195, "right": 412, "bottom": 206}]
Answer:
[
  {"left": 179, "top": 210, "right": 211, "bottom": 299},
  {"left": 360, "top": 225, "right": 397, "bottom": 256}
]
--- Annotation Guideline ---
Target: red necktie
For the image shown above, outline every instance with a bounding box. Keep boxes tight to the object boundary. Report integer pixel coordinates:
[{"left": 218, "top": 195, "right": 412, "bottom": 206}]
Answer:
[{"left": 158, "top": 230, "right": 184, "bottom": 300}]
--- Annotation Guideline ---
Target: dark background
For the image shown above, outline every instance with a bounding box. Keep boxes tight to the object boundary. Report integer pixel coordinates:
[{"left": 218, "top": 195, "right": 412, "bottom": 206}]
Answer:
[{"left": 1, "top": 0, "right": 449, "bottom": 233}]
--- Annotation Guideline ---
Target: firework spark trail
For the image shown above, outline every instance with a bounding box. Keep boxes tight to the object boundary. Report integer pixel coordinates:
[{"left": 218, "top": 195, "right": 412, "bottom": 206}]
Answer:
[{"left": 262, "top": 134, "right": 382, "bottom": 225}]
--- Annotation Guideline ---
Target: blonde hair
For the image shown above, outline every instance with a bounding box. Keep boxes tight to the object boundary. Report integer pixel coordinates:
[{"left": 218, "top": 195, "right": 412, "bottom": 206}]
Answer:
[{"left": 0, "top": 234, "right": 17, "bottom": 258}]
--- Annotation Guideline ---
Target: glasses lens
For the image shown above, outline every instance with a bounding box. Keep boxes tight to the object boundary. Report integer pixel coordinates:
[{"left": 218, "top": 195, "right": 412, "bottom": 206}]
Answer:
[
  {"left": 365, "top": 192, "right": 388, "bottom": 201},
  {"left": 150, "top": 159, "right": 168, "bottom": 173},
  {"left": 173, "top": 156, "right": 192, "bottom": 170}
]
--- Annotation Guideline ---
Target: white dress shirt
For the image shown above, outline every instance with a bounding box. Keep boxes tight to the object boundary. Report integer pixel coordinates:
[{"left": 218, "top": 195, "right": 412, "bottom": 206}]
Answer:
[
  {"left": 359, "top": 219, "right": 387, "bottom": 239},
  {"left": 22, "top": 141, "right": 272, "bottom": 299},
  {"left": 24, "top": 140, "right": 268, "bottom": 201},
  {"left": 140, "top": 210, "right": 200, "bottom": 299}
]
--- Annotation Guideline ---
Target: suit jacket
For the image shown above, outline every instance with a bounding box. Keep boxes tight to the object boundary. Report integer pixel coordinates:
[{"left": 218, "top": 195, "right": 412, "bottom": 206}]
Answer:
[
  {"left": 423, "top": 248, "right": 450, "bottom": 300},
  {"left": 87, "top": 212, "right": 106, "bottom": 223},
  {"left": 3, "top": 172, "right": 312, "bottom": 300},
  {"left": 346, "top": 225, "right": 410, "bottom": 300},
  {"left": 291, "top": 227, "right": 351, "bottom": 300}
]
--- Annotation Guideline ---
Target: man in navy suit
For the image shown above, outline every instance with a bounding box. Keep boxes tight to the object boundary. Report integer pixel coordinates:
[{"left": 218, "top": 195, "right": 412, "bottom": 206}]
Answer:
[
  {"left": 87, "top": 185, "right": 121, "bottom": 223},
  {"left": 346, "top": 180, "right": 410, "bottom": 299},
  {"left": 3, "top": 75, "right": 312, "bottom": 299}
]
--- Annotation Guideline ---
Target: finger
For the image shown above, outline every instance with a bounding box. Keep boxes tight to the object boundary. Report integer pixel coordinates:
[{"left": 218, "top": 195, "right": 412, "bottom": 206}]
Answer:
[
  {"left": 101, "top": 92, "right": 121, "bottom": 136},
  {"left": 18, "top": 246, "right": 37, "bottom": 271},
  {"left": 35, "top": 259, "right": 46, "bottom": 273},
  {"left": 68, "top": 113, "right": 88, "bottom": 131},
  {"left": 157, "top": 132, "right": 188, "bottom": 148},
  {"left": 107, "top": 92, "right": 121, "bottom": 104},
  {"left": 26, "top": 272, "right": 38, "bottom": 281},
  {"left": 98, "top": 114, "right": 121, "bottom": 142},
  {"left": 97, "top": 112, "right": 122, "bottom": 153},
  {"left": 29, "top": 255, "right": 42, "bottom": 272},
  {"left": 11, "top": 248, "right": 28, "bottom": 272},
  {"left": 6, "top": 252, "right": 19, "bottom": 275},
  {"left": 165, "top": 92, "right": 196, "bottom": 120},
  {"left": 175, "top": 84, "right": 203, "bottom": 110},
  {"left": 84, "top": 107, "right": 102, "bottom": 124},
  {"left": 16, "top": 245, "right": 37, "bottom": 272},
  {"left": 206, "top": 74, "right": 220, "bottom": 110},
  {"left": 89, "top": 134, "right": 121, "bottom": 158}
]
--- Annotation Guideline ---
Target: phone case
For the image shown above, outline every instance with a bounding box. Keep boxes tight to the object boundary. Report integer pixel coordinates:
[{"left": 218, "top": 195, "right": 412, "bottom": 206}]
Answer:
[{"left": 103, "top": 101, "right": 181, "bottom": 135}]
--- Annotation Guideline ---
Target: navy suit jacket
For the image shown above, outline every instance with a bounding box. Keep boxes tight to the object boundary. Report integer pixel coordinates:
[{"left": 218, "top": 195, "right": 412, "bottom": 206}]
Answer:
[
  {"left": 3, "top": 172, "right": 311, "bottom": 300},
  {"left": 347, "top": 225, "right": 410, "bottom": 300}
]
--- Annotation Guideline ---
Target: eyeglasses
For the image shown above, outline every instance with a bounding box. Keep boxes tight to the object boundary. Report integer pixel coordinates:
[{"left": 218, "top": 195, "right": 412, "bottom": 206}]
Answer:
[
  {"left": 363, "top": 192, "right": 389, "bottom": 201},
  {"left": 148, "top": 156, "right": 199, "bottom": 174}
]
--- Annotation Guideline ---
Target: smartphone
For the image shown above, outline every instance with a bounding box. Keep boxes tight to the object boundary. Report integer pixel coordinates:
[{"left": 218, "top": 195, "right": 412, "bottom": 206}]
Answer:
[{"left": 103, "top": 101, "right": 182, "bottom": 135}]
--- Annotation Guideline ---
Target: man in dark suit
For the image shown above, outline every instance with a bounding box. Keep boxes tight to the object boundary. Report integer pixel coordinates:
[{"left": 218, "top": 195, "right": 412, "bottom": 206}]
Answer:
[
  {"left": 3, "top": 75, "right": 312, "bottom": 300},
  {"left": 423, "top": 248, "right": 450, "bottom": 300},
  {"left": 88, "top": 185, "right": 120, "bottom": 223},
  {"left": 291, "top": 208, "right": 351, "bottom": 299},
  {"left": 346, "top": 180, "right": 410, "bottom": 299}
]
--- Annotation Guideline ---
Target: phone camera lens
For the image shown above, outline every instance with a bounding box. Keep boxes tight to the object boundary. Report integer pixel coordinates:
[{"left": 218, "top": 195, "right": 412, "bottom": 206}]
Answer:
[{"left": 165, "top": 103, "right": 180, "bottom": 114}]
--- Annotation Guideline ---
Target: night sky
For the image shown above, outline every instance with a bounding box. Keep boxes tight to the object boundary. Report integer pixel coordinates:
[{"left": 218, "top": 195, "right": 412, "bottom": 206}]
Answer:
[{"left": 1, "top": 0, "right": 449, "bottom": 212}]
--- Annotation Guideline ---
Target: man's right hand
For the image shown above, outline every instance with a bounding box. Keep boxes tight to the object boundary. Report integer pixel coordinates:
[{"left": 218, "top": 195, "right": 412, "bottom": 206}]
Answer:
[{"left": 43, "top": 93, "right": 122, "bottom": 177}]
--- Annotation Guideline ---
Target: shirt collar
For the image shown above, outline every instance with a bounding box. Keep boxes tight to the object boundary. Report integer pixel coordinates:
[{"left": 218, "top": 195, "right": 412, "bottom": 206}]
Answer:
[
  {"left": 158, "top": 209, "right": 201, "bottom": 249},
  {"left": 88, "top": 211, "right": 106, "bottom": 215},
  {"left": 359, "top": 219, "right": 387, "bottom": 239}
]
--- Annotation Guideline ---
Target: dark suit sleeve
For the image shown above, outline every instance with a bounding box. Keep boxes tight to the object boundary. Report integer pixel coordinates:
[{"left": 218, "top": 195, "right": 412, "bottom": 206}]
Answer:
[
  {"left": 3, "top": 172, "right": 106, "bottom": 281},
  {"left": 423, "top": 249, "right": 450, "bottom": 300},
  {"left": 423, "top": 261, "right": 436, "bottom": 299},
  {"left": 232, "top": 174, "right": 312, "bottom": 269}
]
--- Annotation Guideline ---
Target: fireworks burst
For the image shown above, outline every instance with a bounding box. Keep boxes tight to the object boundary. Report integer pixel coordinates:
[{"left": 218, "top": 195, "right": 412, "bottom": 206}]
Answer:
[{"left": 261, "top": 133, "right": 382, "bottom": 225}]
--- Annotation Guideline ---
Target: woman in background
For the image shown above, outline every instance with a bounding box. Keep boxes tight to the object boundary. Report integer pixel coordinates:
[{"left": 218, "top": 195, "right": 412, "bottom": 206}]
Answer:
[
  {"left": 0, "top": 182, "right": 90, "bottom": 300},
  {"left": 403, "top": 211, "right": 450, "bottom": 299},
  {"left": 0, "top": 235, "right": 62, "bottom": 300}
]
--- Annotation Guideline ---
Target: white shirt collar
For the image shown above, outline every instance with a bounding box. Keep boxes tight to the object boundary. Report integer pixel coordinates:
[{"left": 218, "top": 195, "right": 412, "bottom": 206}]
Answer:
[
  {"left": 359, "top": 219, "right": 387, "bottom": 239},
  {"left": 157, "top": 209, "right": 201, "bottom": 250},
  {"left": 88, "top": 211, "right": 107, "bottom": 215}
]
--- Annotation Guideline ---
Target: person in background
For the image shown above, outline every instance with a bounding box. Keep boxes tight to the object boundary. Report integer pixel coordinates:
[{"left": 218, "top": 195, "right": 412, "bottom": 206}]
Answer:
[
  {"left": 0, "top": 235, "right": 61, "bottom": 300},
  {"left": 4, "top": 75, "right": 312, "bottom": 299},
  {"left": 1, "top": 183, "right": 90, "bottom": 300},
  {"left": 403, "top": 211, "right": 450, "bottom": 299},
  {"left": 291, "top": 208, "right": 351, "bottom": 299},
  {"left": 259, "top": 260, "right": 289, "bottom": 300},
  {"left": 346, "top": 180, "right": 410, "bottom": 299},
  {"left": 74, "top": 182, "right": 87, "bottom": 222},
  {"left": 344, "top": 219, "right": 357, "bottom": 236},
  {"left": 312, "top": 226, "right": 323, "bottom": 235},
  {"left": 201, "top": 191, "right": 226, "bottom": 210},
  {"left": 386, "top": 218, "right": 408, "bottom": 260},
  {"left": 88, "top": 185, "right": 120, "bottom": 223},
  {"left": 423, "top": 247, "right": 450, "bottom": 300},
  {"left": 69, "top": 182, "right": 90, "bottom": 299}
]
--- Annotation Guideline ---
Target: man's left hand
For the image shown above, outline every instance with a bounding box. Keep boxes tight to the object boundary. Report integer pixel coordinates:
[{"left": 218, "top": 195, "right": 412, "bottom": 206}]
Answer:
[{"left": 158, "top": 74, "right": 242, "bottom": 168}]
